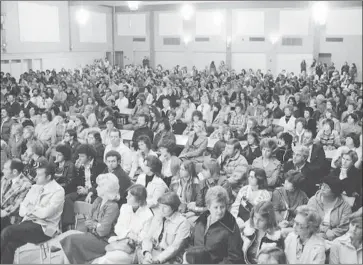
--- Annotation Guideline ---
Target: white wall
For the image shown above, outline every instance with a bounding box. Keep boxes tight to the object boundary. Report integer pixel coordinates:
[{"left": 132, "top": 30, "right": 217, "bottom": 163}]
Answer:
[
  {"left": 232, "top": 53, "right": 267, "bottom": 73},
  {"left": 275, "top": 53, "right": 313, "bottom": 75}
]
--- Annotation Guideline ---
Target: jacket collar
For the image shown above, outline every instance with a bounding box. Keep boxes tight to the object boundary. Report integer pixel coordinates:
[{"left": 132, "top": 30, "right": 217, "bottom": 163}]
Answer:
[
  {"left": 243, "top": 220, "right": 282, "bottom": 241},
  {"left": 338, "top": 233, "right": 363, "bottom": 251},
  {"left": 315, "top": 191, "right": 345, "bottom": 209},
  {"left": 197, "top": 210, "right": 236, "bottom": 233}
]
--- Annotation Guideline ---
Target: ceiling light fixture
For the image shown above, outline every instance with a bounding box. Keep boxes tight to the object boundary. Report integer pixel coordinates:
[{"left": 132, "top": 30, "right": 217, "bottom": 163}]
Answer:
[
  {"left": 181, "top": 4, "right": 194, "bottom": 20},
  {"left": 127, "top": 1, "right": 140, "bottom": 11},
  {"left": 76, "top": 8, "right": 89, "bottom": 25}
]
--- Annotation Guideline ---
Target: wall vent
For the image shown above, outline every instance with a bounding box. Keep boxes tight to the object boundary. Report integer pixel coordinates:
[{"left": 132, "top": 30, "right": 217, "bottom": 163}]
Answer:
[
  {"left": 281, "top": 37, "right": 303, "bottom": 46},
  {"left": 133, "top": 37, "right": 146, "bottom": 42},
  {"left": 195, "top": 37, "right": 210, "bottom": 42},
  {"left": 318, "top": 53, "right": 332, "bottom": 58},
  {"left": 326, "top": 37, "right": 343, "bottom": 42},
  {"left": 163, "top": 37, "right": 181, "bottom": 45},
  {"left": 249, "top": 37, "right": 265, "bottom": 42}
]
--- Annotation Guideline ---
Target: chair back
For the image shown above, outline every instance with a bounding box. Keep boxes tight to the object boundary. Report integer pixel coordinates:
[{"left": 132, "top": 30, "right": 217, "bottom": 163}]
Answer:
[{"left": 74, "top": 201, "right": 92, "bottom": 216}]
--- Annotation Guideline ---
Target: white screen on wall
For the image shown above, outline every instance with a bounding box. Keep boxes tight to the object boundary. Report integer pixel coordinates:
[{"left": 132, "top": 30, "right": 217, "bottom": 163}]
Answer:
[
  {"left": 279, "top": 9, "right": 310, "bottom": 36},
  {"left": 18, "top": 2, "right": 60, "bottom": 42},
  {"left": 117, "top": 13, "right": 146, "bottom": 36},
  {"left": 276, "top": 53, "right": 313, "bottom": 76},
  {"left": 326, "top": 8, "right": 362, "bottom": 35},
  {"left": 158, "top": 12, "right": 183, "bottom": 36},
  {"left": 232, "top": 10, "right": 265, "bottom": 36},
  {"left": 79, "top": 11, "right": 107, "bottom": 43},
  {"left": 195, "top": 11, "right": 224, "bottom": 36},
  {"left": 232, "top": 53, "right": 266, "bottom": 73}
]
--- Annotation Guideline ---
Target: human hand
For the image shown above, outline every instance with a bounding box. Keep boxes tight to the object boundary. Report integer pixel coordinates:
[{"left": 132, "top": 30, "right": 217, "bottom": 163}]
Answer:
[
  {"left": 85, "top": 192, "right": 93, "bottom": 203},
  {"left": 143, "top": 252, "right": 153, "bottom": 264},
  {"left": 85, "top": 220, "right": 96, "bottom": 229}
]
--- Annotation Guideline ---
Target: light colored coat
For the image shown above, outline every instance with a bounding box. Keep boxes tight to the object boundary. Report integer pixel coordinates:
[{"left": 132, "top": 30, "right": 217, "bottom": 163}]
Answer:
[
  {"left": 19, "top": 180, "right": 65, "bottom": 237},
  {"left": 278, "top": 115, "right": 296, "bottom": 134},
  {"left": 284, "top": 232, "right": 326, "bottom": 264},
  {"left": 136, "top": 174, "right": 169, "bottom": 209},
  {"left": 252, "top": 157, "right": 281, "bottom": 188},
  {"left": 329, "top": 233, "right": 362, "bottom": 264}
]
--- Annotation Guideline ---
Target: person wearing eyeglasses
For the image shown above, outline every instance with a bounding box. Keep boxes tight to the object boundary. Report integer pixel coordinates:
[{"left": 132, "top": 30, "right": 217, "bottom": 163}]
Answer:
[{"left": 284, "top": 205, "right": 326, "bottom": 264}]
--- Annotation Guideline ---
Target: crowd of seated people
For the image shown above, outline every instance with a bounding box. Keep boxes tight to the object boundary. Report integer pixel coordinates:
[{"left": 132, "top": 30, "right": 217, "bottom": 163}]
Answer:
[{"left": 0, "top": 57, "right": 362, "bottom": 264}]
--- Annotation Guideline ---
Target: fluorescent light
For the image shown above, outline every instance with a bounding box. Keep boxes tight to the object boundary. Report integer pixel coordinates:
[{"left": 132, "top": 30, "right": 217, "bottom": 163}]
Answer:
[
  {"left": 76, "top": 8, "right": 89, "bottom": 25},
  {"left": 127, "top": 1, "right": 140, "bottom": 11},
  {"left": 312, "top": 2, "right": 329, "bottom": 25},
  {"left": 181, "top": 4, "right": 194, "bottom": 20}
]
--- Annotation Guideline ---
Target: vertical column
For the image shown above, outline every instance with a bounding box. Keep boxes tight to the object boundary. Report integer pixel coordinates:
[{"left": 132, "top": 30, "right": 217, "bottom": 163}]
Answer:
[
  {"left": 312, "top": 24, "right": 324, "bottom": 60},
  {"left": 225, "top": 8, "right": 232, "bottom": 70},
  {"left": 111, "top": 6, "right": 116, "bottom": 65},
  {"left": 149, "top": 11, "right": 155, "bottom": 69}
]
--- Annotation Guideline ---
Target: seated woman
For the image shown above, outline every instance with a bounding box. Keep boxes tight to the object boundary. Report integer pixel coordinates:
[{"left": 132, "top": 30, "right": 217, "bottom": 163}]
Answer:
[
  {"left": 241, "top": 201, "right": 284, "bottom": 264},
  {"left": 183, "top": 110, "right": 203, "bottom": 136},
  {"left": 229, "top": 103, "right": 246, "bottom": 132},
  {"left": 272, "top": 171, "right": 308, "bottom": 232},
  {"left": 257, "top": 247, "right": 287, "bottom": 264},
  {"left": 252, "top": 138, "right": 281, "bottom": 189},
  {"left": 136, "top": 155, "right": 169, "bottom": 214},
  {"left": 331, "top": 132, "right": 362, "bottom": 169},
  {"left": 93, "top": 184, "right": 154, "bottom": 264},
  {"left": 276, "top": 105, "right": 296, "bottom": 135},
  {"left": 292, "top": 118, "right": 306, "bottom": 146},
  {"left": 22, "top": 140, "right": 47, "bottom": 183},
  {"left": 340, "top": 113, "right": 362, "bottom": 140},
  {"left": 211, "top": 95, "right": 231, "bottom": 129},
  {"left": 53, "top": 144, "right": 76, "bottom": 194},
  {"left": 259, "top": 109, "right": 274, "bottom": 137},
  {"left": 329, "top": 212, "right": 362, "bottom": 264},
  {"left": 237, "top": 117, "right": 259, "bottom": 141},
  {"left": 284, "top": 205, "right": 326, "bottom": 264},
  {"left": 315, "top": 118, "right": 341, "bottom": 150},
  {"left": 57, "top": 173, "right": 121, "bottom": 264},
  {"left": 74, "top": 114, "right": 90, "bottom": 144},
  {"left": 276, "top": 132, "right": 293, "bottom": 165},
  {"left": 130, "top": 135, "right": 158, "bottom": 180},
  {"left": 210, "top": 126, "right": 233, "bottom": 159},
  {"left": 152, "top": 118, "right": 176, "bottom": 152},
  {"left": 170, "top": 160, "right": 200, "bottom": 214},
  {"left": 87, "top": 130, "right": 105, "bottom": 164},
  {"left": 329, "top": 150, "right": 362, "bottom": 211},
  {"left": 318, "top": 109, "right": 341, "bottom": 133},
  {"left": 231, "top": 168, "right": 271, "bottom": 229},
  {"left": 307, "top": 177, "right": 352, "bottom": 243},
  {"left": 179, "top": 120, "right": 208, "bottom": 163},
  {"left": 193, "top": 186, "right": 243, "bottom": 264},
  {"left": 159, "top": 142, "right": 181, "bottom": 187},
  {"left": 303, "top": 107, "right": 317, "bottom": 138},
  {"left": 34, "top": 111, "right": 56, "bottom": 148},
  {"left": 242, "top": 131, "right": 262, "bottom": 165},
  {"left": 137, "top": 192, "right": 191, "bottom": 264}
]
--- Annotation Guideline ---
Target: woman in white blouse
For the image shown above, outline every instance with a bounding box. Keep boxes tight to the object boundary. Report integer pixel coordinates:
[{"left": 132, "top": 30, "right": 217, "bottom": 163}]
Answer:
[
  {"left": 93, "top": 184, "right": 153, "bottom": 264},
  {"left": 197, "top": 94, "right": 212, "bottom": 124}
]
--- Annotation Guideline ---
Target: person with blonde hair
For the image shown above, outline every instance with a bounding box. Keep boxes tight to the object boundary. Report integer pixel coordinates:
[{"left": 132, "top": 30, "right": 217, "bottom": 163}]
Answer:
[
  {"left": 56, "top": 173, "right": 121, "bottom": 264},
  {"left": 284, "top": 205, "right": 326, "bottom": 264}
]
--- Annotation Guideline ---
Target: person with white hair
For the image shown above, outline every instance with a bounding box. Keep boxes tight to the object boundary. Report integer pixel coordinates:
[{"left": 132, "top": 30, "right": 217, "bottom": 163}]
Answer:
[{"left": 55, "top": 173, "right": 121, "bottom": 264}]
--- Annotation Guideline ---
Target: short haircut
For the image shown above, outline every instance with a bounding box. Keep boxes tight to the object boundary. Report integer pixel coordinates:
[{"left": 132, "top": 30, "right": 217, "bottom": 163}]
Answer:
[
  {"left": 105, "top": 150, "right": 121, "bottom": 162},
  {"left": 295, "top": 205, "right": 322, "bottom": 235},
  {"left": 279, "top": 132, "right": 293, "bottom": 148},
  {"left": 304, "top": 107, "right": 313, "bottom": 117},
  {"left": 202, "top": 159, "right": 220, "bottom": 177},
  {"left": 158, "top": 192, "right": 181, "bottom": 212},
  {"left": 295, "top": 117, "right": 307, "bottom": 127},
  {"left": 158, "top": 118, "right": 171, "bottom": 132},
  {"left": 248, "top": 167, "right": 268, "bottom": 190},
  {"left": 205, "top": 186, "right": 229, "bottom": 208},
  {"left": 158, "top": 141, "right": 176, "bottom": 154},
  {"left": 285, "top": 170, "right": 305, "bottom": 190},
  {"left": 138, "top": 113, "right": 149, "bottom": 123},
  {"left": 77, "top": 144, "right": 97, "bottom": 159},
  {"left": 109, "top": 128, "right": 121, "bottom": 137},
  {"left": 145, "top": 155, "right": 162, "bottom": 176},
  {"left": 192, "top": 110, "right": 203, "bottom": 120},
  {"left": 28, "top": 141, "right": 45, "bottom": 156},
  {"left": 104, "top": 116, "right": 116, "bottom": 125},
  {"left": 293, "top": 145, "right": 310, "bottom": 160},
  {"left": 55, "top": 144, "right": 72, "bottom": 161},
  {"left": 10, "top": 159, "right": 24, "bottom": 173},
  {"left": 250, "top": 201, "right": 277, "bottom": 231},
  {"left": 137, "top": 135, "right": 152, "bottom": 150},
  {"left": 37, "top": 162, "right": 55, "bottom": 180},
  {"left": 127, "top": 184, "right": 147, "bottom": 206},
  {"left": 226, "top": 138, "right": 242, "bottom": 152},
  {"left": 260, "top": 138, "right": 278, "bottom": 154},
  {"left": 342, "top": 150, "right": 359, "bottom": 165},
  {"left": 322, "top": 118, "right": 334, "bottom": 131},
  {"left": 88, "top": 130, "right": 103, "bottom": 143},
  {"left": 66, "top": 129, "right": 77, "bottom": 139},
  {"left": 257, "top": 247, "right": 287, "bottom": 264},
  {"left": 235, "top": 102, "right": 243, "bottom": 110}
]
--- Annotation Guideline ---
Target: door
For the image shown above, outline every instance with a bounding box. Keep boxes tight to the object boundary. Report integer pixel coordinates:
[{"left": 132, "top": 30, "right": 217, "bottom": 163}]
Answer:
[
  {"left": 318, "top": 53, "right": 332, "bottom": 66},
  {"left": 115, "top": 51, "right": 124, "bottom": 68},
  {"left": 106, "top": 52, "right": 113, "bottom": 65}
]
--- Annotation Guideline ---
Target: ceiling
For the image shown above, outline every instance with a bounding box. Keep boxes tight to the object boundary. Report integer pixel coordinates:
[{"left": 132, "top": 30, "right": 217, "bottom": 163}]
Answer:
[{"left": 71, "top": 1, "right": 225, "bottom": 7}]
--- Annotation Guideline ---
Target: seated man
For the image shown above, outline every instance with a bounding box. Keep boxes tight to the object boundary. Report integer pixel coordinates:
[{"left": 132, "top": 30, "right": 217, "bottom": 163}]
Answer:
[
  {"left": 1, "top": 163, "right": 65, "bottom": 264},
  {"left": 62, "top": 144, "right": 106, "bottom": 231},
  {"left": 217, "top": 138, "right": 248, "bottom": 179},
  {"left": 1, "top": 159, "right": 32, "bottom": 231}
]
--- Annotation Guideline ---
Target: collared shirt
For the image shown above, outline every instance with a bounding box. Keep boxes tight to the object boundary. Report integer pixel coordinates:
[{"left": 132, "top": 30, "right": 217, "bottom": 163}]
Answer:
[
  {"left": 84, "top": 159, "right": 94, "bottom": 190},
  {"left": 295, "top": 163, "right": 306, "bottom": 172},
  {"left": 11, "top": 174, "right": 21, "bottom": 185},
  {"left": 307, "top": 144, "right": 313, "bottom": 163}
]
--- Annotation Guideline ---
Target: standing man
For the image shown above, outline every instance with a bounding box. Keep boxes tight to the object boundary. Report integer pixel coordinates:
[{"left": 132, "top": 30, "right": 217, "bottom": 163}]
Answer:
[{"left": 1, "top": 163, "right": 65, "bottom": 264}]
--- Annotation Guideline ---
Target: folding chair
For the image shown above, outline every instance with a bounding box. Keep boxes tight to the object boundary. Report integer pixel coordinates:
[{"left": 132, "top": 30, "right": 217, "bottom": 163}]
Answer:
[{"left": 74, "top": 201, "right": 92, "bottom": 230}]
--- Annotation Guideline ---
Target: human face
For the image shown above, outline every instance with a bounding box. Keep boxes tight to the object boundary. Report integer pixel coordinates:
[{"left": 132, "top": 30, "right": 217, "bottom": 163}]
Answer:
[
  {"left": 179, "top": 164, "right": 190, "bottom": 179},
  {"left": 284, "top": 180, "right": 294, "bottom": 192},
  {"left": 106, "top": 120, "right": 114, "bottom": 130},
  {"left": 326, "top": 101, "right": 332, "bottom": 109},
  {"left": 304, "top": 110, "right": 310, "bottom": 119},
  {"left": 293, "top": 214, "right": 310, "bottom": 238},
  {"left": 138, "top": 141, "right": 148, "bottom": 152},
  {"left": 87, "top": 133, "right": 96, "bottom": 145},
  {"left": 110, "top": 132, "right": 120, "bottom": 147},
  {"left": 19, "top": 110, "right": 25, "bottom": 119},
  {"left": 208, "top": 201, "right": 226, "bottom": 222},
  {"left": 235, "top": 106, "right": 242, "bottom": 114},
  {"left": 345, "top": 137, "right": 354, "bottom": 147},
  {"left": 78, "top": 153, "right": 89, "bottom": 166},
  {"left": 2, "top": 161, "right": 12, "bottom": 178},
  {"left": 253, "top": 213, "right": 268, "bottom": 231},
  {"left": 284, "top": 108, "right": 291, "bottom": 116},
  {"left": 160, "top": 203, "right": 174, "bottom": 218},
  {"left": 35, "top": 168, "right": 50, "bottom": 185},
  {"left": 347, "top": 116, "right": 354, "bottom": 124},
  {"left": 248, "top": 171, "right": 258, "bottom": 186},
  {"left": 348, "top": 221, "right": 363, "bottom": 241},
  {"left": 253, "top": 98, "right": 258, "bottom": 106},
  {"left": 1, "top": 109, "right": 8, "bottom": 119},
  {"left": 296, "top": 122, "right": 304, "bottom": 132},
  {"left": 323, "top": 124, "right": 331, "bottom": 134},
  {"left": 106, "top": 155, "right": 118, "bottom": 171},
  {"left": 138, "top": 116, "right": 146, "bottom": 127},
  {"left": 293, "top": 151, "right": 305, "bottom": 165},
  {"left": 55, "top": 151, "right": 65, "bottom": 163},
  {"left": 225, "top": 144, "right": 236, "bottom": 157},
  {"left": 41, "top": 114, "right": 49, "bottom": 123},
  {"left": 247, "top": 134, "right": 255, "bottom": 145},
  {"left": 257, "top": 254, "right": 279, "bottom": 265},
  {"left": 302, "top": 131, "right": 313, "bottom": 146},
  {"left": 262, "top": 147, "right": 272, "bottom": 159},
  {"left": 320, "top": 183, "right": 335, "bottom": 197},
  {"left": 126, "top": 191, "right": 139, "bottom": 207},
  {"left": 341, "top": 154, "right": 354, "bottom": 169}
]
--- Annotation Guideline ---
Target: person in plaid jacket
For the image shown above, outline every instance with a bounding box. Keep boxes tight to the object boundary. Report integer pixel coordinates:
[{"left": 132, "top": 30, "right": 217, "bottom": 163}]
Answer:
[{"left": 1, "top": 159, "right": 32, "bottom": 230}]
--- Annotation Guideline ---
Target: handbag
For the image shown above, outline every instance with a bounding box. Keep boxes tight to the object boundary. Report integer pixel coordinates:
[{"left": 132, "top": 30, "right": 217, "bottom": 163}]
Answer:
[{"left": 238, "top": 196, "right": 253, "bottom": 221}]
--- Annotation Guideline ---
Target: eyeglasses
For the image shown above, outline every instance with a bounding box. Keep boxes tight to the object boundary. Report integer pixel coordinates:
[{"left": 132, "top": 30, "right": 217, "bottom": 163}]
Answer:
[{"left": 293, "top": 220, "right": 308, "bottom": 229}]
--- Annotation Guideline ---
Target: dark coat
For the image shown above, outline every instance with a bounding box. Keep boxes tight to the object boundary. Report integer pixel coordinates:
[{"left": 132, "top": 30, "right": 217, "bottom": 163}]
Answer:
[
  {"left": 272, "top": 107, "right": 284, "bottom": 119},
  {"left": 103, "top": 165, "right": 132, "bottom": 205},
  {"left": 306, "top": 118, "right": 317, "bottom": 138},
  {"left": 193, "top": 211, "right": 243, "bottom": 264},
  {"left": 54, "top": 160, "right": 76, "bottom": 194},
  {"left": 242, "top": 145, "right": 262, "bottom": 165},
  {"left": 308, "top": 143, "right": 328, "bottom": 176},
  {"left": 132, "top": 126, "right": 154, "bottom": 150},
  {"left": 276, "top": 147, "right": 293, "bottom": 165},
  {"left": 196, "top": 176, "right": 233, "bottom": 207},
  {"left": 330, "top": 167, "right": 362, "bottom": 197},
  {"left": 7, "top": 101, "right": 21, "bottom": 117}
]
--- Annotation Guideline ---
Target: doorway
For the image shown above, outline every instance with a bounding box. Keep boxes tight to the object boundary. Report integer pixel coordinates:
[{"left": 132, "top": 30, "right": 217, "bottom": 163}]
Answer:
[
  {"left": 106, "top": 52, "right": 113, "bottom": 65},
  {"left": 318, "top": 53, "right": 332, "bottom": 66},
  {"left": 115, "top": 51, "right": 124, "bottom": 68}
]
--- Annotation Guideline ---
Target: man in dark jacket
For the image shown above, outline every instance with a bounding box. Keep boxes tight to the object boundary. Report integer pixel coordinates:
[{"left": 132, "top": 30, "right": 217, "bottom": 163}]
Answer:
[
  {"left": 61, "top": 144, "right": 106, "bottom": 231},
  {"left": 103, "top": 150, "right": 132, "bottom": 206},
  {"left": 132, "top": 114, "right": 154, "bottom": 150},
  {"left": 6, "top": 94, "right": 21, "bottom": 117}
]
